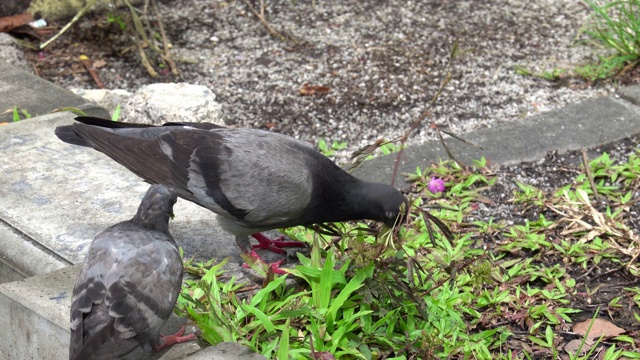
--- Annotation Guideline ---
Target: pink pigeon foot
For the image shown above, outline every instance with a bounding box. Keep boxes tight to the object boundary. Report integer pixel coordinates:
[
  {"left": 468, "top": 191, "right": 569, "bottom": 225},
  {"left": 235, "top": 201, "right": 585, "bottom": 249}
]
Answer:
[
  {"left": 151, "top": 326, "right": 197, "bottom": 352},
  {"left": 251, "top": 233, "right": 306, "bottom": 254},
  {"left": 242, "top": 250, "right": 288, "bottom": 274}
]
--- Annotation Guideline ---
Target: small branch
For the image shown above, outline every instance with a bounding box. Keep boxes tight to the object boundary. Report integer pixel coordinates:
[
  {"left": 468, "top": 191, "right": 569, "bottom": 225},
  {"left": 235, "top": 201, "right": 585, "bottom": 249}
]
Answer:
[
  {"left": 241, "top": 0, "right": 288, "bottom": 42},
  {"left": 390, "top": 119, "right": 423, "bottom": 187},
  {"left": 435, "top": 126, "right": 464, "bottom": 167},
  {"left": 40, "top": 0, "right": 96, "bottom": 49},
  {"left": 78, "top": 55, "right": 105, "bottom": 88},
  {"left": 151, "top": 0, "right": 178, "bottom": 75},
  {"left": 581, "top": 148, "right": 600, "bottom": 202},
  {"left": 135, "top": 36, "right": 158, "bottom": 77}
]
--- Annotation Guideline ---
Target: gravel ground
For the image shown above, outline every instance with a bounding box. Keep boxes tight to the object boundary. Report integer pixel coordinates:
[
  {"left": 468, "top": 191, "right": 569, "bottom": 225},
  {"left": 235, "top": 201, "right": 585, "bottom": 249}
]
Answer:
[{"left": 25, "top": 0, "right": 615, "bottom": 163}]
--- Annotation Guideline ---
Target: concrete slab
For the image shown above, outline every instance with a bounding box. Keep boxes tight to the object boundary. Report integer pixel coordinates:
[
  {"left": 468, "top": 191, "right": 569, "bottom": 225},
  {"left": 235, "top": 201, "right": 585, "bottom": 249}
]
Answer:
[
  {"left": 0, "top": 255, "right": 25, "bottom": 284},
  {"left": 184, "top": 343, "right": 267, "bottom": 360},
  {"left": 0, "top": 112, "right": 254, "bottom": 269},
  {"left": 0, "top": 61, "right": 110, "bottom": 123},
  {"left": 0, "top": 220, "right": 69, "bottom": 284},
  {"left": 353, "top": 96, "right": 640, "bottom": 186},
  {"left": 0, "top": 266, "right": 74, "bottom": 360}
]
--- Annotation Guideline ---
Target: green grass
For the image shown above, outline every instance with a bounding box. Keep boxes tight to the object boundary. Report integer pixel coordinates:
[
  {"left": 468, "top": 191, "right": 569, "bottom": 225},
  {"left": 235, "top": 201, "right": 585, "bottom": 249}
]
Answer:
[
  {"left": 577, "top": 0, "right": 640, "bottom": 80},
  {"left": 317, "top": 138, "right": 348, "bottom": 157},
  {"left": 517, "top": 0, "right": 640, "bottom": 82},
  {"left": 11, "top": 106, "right": 32, "bottom": 122},
  {"left": 177, "top": 153, "right": 640, "bottom": 359}
]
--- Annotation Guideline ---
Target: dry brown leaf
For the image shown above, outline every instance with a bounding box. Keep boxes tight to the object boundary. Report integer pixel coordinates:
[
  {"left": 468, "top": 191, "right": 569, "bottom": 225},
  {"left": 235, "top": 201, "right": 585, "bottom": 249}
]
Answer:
[
  {"left": 564, "top": 338, "right": 595, "bottom": 356},
  {"left": 0, "top": 13, "right": 33, "bottom": 33},
  {"left": 474, "top": 194, "right": 496, "bottom": 206},
  {"left": 300, "top": 83, "right": 331, "bottom": 96},
  {"left": 92, "top": 59, "right": 107, "bottom": 68},
  {"left": 311, "top": 352, "right": 336, "bottom": 360},
  {"left": 573, "top": 318, "right": 625, "bottom": 338}
]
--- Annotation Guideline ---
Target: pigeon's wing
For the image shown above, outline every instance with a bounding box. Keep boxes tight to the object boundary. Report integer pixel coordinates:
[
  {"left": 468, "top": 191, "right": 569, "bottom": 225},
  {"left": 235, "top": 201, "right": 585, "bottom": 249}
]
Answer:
[
  {"left": 69, "top": 223, "right": 183, "bottom": 360},
  {"left": 64, "top": 118, "right": 317, "bottom": 227},
  {"left": 160, "top": 128, "right": 315, "bottom": 227}
]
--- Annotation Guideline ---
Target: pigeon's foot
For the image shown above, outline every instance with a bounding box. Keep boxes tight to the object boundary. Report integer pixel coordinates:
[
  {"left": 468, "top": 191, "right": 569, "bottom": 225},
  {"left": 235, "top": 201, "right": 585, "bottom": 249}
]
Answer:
[
  {"left": 243, "top": 250, "right": 288, "bottom": 274},
  {"left": 251, "top": 233, "right": 306, "bottom": 254},
  {"left": 151, "top": 326, "right": 197, "bottom": 352}
]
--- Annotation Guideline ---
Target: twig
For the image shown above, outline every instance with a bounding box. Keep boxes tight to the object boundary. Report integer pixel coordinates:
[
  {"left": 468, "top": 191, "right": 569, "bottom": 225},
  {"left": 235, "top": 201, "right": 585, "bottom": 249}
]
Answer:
[
  {"left": 123, "top": 0, "right": 157, "bottom": 77},
  {"left": 390, "top": 119, "right": 423, "bottom": 187},
  {"left": 78, "top": 55, "right": 105, "bottom": 88},
  {"left": 437, "top": 127, "right": 484, "bottom": 150},
  {"left": 241, "top": 0, "right": 288, "bottom": 42},
  {"left": 581, "top": 148, "right": 600, "bottom": 202},
  {"left": 151, "top": 0, "right": 178, "bottom": 74},
  {"left": 430, "top": 71, "right": 451, "bottom": 108},
  {"left": 575, "top": 263, "right": 600, "bottom": 281},
  {"left": 135, "top": 36, "right": 158, "bottom": 77},
  {"left": 40, "top": 0, "right": 96, "bottom": 49},
  {"left": 389, "top": 69, "right": 453, "bottom": 186},
  {"left": 435, "top": 126, "right": 464, "bottom": 168}
]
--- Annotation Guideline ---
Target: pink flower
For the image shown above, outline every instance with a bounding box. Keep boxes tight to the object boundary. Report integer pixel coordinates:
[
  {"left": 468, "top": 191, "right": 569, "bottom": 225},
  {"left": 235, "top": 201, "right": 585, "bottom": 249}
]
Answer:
[{"left": 428, "top": 177, "right": 445, "bottom": 194}]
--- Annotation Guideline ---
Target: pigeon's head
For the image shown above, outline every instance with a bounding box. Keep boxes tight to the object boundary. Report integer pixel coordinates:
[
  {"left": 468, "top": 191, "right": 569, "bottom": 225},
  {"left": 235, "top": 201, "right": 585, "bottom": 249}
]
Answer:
[
  {"left": 364, "top": 183, "right": 408, "bottom": 228},
  {"left": 134, "top": 184, "right": 179, "bottom": 231}
]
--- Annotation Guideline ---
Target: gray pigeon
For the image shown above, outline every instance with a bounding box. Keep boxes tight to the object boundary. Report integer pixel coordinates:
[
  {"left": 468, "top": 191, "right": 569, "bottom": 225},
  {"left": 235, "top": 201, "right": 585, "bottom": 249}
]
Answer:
[
  {"left": 55, "top": 117, "right": 407, "bottom": 273},
  {"left": 69, "top": 184, "right": 195, "bottom": 360}
]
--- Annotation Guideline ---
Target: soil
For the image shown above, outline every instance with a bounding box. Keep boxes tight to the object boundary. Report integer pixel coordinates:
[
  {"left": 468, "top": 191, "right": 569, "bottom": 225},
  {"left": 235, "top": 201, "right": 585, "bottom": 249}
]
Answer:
[{"left": 477, "top": 134, "right": 640, "bottom": 351}]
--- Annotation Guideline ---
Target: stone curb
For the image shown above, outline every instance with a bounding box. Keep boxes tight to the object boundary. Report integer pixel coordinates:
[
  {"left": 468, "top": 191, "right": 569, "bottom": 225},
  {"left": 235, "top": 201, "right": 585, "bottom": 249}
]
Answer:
[{"left": 353, "top": 90, "right": 640, "bottom": 186}]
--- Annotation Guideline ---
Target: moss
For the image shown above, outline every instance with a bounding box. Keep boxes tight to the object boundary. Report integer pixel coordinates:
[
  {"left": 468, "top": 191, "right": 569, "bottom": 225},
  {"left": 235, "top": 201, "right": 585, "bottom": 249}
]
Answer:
[
  {"left": 28, "top": 0, "right": 95, "bottom": 20},
  {"left": 27, "top": 0, "right": 141, "bottom": 21}
]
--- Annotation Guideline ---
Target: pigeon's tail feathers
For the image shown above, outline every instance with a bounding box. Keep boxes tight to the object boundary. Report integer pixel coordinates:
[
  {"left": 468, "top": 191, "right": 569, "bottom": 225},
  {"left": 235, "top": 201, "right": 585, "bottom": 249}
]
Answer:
[
  {"left": 55, "top": 125, "right": 92, "bottom": 147},
  {"left": 75, "top": 116, "right": 154, "bottom": 128},
  {"left": 70, "top": 317, "right": 139, "bottom": 360}
]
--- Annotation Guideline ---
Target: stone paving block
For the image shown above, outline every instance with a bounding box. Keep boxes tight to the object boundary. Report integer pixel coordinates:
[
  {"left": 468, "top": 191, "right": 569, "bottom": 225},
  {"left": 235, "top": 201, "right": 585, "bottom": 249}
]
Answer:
[
  {"left": 0, "top": 62, "right": 110, "bottom": 123},
  {"left": 0, "top": 265, "right": 205, "bottom": 359},
  {"left": 0, "top": 220, "right": 68, "bottom": 284},
  {"left": 0, "top": 265, "right": 75, "bottom": 359}
]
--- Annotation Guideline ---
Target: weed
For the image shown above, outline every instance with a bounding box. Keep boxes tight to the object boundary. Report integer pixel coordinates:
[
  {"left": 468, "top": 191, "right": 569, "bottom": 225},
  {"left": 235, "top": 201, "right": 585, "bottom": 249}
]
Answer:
[
  {"left": 177, "top": 152, "right": 640, "bottom": 358},
  {"left": 317, "top": 138, "right": 347, "bottom": 157},
  {"left": 577, "top": 0, "right": 640, "bottom": 80}
]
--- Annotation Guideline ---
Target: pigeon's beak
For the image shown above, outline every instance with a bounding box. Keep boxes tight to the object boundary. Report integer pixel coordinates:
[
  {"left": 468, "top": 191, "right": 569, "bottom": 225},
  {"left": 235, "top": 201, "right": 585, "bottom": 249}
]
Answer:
[
  {"left": 383, "top": 219, "right": 397, "bottom": 228},
  {"left": 384, "top": 214, "right": 405, "bottom": 228}
]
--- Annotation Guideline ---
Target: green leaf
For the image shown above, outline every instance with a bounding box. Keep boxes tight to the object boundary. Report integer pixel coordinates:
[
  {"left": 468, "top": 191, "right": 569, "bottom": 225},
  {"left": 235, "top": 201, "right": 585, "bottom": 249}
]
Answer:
[
  {"left": 241, "top": 303, "right": 275, "bottom": 333},
  {"left": 276, "top": 319, "right": 291, "bottom": 360},
  {"left": 111, "top": 104, "right": 121, "bottom": 121},
  {"left": 327, "top": 262, "right": 374, "bottom": 324}
]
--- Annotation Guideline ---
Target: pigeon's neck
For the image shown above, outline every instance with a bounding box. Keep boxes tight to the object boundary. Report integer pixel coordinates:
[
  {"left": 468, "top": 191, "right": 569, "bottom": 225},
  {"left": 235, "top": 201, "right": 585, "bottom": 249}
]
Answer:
[
  {"left": 132, "top": 212, "right": 171, "bottom": 233},
  {"left": 343, "top": 181, "right": 388, "bottom": 220},
  {"left": 307, "top": 172, "right": 381, "bottom": 224}
]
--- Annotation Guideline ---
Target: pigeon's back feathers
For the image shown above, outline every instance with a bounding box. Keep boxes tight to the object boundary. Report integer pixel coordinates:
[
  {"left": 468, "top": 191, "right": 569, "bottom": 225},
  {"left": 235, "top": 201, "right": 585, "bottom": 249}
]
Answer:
[{"left": 69, "top": 185, "right": 182, "bottom": 360}]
